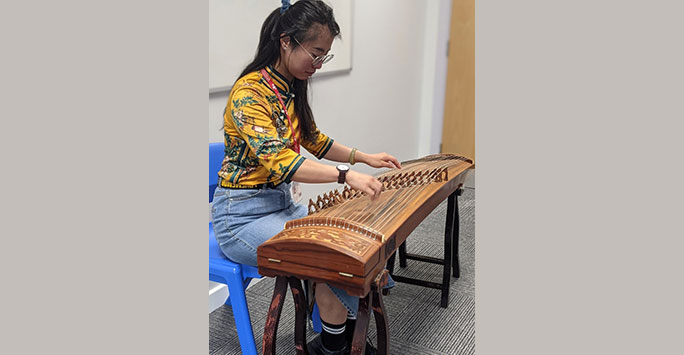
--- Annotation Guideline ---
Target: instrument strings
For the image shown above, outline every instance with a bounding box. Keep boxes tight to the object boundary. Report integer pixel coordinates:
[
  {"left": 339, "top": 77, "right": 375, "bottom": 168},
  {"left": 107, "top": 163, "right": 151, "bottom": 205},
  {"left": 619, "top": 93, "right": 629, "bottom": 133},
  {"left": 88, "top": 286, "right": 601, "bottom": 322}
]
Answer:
[
  {"left": 368, "top": 159, "right": 456, "bottom": 232},
  {"left": 356, "top": 159, "right": 445, "bottom": 226},
  {"left": 318, "top": 157, "right": 434, "bottom": 222},
  {"left": 325, "top": 156, "right": 452, "bottom": 227},
  {"left": 314, "top": 159, "right": 425, "bottom": 219},
  {"left": 312, "top": 155, "right": 464, "bottom": 237},
  {"left": 344, "top": 161, "right": 430, "bottom": 222}
]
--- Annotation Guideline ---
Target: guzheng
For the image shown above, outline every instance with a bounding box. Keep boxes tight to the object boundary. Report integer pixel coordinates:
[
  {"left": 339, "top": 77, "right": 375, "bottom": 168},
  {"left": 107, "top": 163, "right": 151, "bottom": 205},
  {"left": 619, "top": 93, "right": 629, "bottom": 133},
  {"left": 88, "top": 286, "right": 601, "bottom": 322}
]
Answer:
[{"left": 257, "top": 154, "right": 473, "bottom": 297}]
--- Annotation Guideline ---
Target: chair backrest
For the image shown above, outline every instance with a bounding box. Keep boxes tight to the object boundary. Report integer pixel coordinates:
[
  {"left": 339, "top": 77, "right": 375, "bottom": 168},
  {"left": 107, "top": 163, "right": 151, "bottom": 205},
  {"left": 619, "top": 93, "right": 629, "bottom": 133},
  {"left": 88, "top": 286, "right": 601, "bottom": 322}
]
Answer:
[{"left": 209, "top": 142, "right": 225, "bottom": 202}]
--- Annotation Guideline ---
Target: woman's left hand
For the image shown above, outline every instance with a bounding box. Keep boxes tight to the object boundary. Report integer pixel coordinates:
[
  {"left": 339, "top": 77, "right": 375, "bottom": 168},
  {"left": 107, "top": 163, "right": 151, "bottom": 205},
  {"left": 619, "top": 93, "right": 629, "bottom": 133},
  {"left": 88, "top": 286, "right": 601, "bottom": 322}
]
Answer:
[{"left": 363, "top": 152, "right": 402, "bottom": 169}]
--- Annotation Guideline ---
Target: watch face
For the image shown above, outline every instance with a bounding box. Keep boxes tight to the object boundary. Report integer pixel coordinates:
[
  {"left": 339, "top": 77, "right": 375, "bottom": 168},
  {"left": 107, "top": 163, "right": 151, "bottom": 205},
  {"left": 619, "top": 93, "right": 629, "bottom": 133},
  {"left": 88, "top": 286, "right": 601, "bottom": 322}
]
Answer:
[{"left": 337, "top": 164, "right": 349, "bottom": 172}]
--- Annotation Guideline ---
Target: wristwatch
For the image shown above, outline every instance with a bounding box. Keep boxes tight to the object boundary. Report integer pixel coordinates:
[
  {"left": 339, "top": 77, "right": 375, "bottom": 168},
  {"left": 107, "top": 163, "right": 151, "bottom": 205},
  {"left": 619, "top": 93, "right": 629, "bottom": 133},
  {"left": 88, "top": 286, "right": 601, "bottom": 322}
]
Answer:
[{"left": 336, "top": 164, "right": 350, "bottom": 184}]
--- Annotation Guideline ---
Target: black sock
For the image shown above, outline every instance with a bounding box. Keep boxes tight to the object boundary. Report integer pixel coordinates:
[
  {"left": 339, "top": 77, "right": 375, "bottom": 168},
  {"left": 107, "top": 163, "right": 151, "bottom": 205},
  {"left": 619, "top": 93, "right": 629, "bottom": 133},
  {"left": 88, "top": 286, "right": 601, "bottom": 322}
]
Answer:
[
  {"left": 344, "top": 314, "right": 356, "bottom": 344},
  {"left": 321, "top": 319, "right": 346, "bottom": 351}
]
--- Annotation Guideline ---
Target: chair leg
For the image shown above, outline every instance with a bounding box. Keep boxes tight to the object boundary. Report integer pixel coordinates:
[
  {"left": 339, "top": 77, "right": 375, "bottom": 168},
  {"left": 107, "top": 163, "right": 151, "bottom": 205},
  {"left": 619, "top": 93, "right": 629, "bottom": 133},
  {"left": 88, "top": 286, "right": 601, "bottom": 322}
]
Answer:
[
  {"left": 305, "top": 281, "right": 322, "bottom": 333},
  {"left": 226, "top": 272, "right": 258, "bottom": 355},
  {"left": 312, "top": 303, "right": 322, "bottom": 333},
  {"left": 225, "top": 277, "right": 253, "bottom": 306}
]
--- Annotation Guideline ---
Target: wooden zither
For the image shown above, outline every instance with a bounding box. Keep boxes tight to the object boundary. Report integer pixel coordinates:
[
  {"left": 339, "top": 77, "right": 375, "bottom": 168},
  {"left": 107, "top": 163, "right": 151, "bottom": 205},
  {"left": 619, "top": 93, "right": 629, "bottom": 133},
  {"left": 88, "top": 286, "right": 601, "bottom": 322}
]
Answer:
[{"left": 256, "top": 154, "right": 474, "bottom": 297}]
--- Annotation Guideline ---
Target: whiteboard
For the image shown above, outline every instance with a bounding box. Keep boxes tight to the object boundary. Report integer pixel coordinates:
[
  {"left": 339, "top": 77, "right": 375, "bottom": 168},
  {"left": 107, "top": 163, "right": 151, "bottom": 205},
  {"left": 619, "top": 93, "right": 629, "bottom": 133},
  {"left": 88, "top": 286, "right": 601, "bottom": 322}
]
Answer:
[{"left": 209, "top": 0, "right": 353, "bottom": 93}]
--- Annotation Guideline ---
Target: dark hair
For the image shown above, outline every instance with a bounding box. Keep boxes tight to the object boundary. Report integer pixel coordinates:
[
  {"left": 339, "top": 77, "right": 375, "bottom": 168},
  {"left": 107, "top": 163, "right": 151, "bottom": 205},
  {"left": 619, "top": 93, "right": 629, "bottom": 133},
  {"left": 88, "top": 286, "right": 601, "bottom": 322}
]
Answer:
[{"left": 237, "top": 0, "right": 340, "bottom": 142}]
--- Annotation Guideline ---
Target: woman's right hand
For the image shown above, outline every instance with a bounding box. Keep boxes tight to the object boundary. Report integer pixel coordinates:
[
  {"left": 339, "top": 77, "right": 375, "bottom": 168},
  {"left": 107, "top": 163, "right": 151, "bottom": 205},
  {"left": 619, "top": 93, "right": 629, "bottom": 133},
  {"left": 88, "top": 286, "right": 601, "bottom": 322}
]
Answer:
[{"left": 346, "top": 170, "right": 384, "bottom": 201}]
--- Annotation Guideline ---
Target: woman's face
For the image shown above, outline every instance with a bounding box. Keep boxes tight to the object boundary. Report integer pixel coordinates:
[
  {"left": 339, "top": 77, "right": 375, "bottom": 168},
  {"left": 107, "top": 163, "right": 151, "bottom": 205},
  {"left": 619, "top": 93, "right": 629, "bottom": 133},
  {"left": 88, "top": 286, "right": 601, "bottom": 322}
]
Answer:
[{"left": 281, "top": 26, "right": 334, "bottom": 80}]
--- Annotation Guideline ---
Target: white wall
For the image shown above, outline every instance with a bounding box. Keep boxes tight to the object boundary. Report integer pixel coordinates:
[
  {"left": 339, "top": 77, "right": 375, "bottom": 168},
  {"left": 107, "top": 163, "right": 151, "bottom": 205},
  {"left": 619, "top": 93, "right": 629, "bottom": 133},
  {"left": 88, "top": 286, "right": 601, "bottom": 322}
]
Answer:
[
  {"left": 420, "top": 0, "right": 452, "bottom": 157},
  {"left": 209, "top": 0, "right": 452, "bottom": 312}
]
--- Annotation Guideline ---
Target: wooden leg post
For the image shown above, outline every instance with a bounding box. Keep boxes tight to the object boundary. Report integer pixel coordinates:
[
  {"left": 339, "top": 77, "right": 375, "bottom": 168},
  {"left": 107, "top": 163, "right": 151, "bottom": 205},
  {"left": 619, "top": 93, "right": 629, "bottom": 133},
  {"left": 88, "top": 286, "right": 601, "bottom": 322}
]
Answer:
[
  {"left": 265, "top": 272, "right": 391, "bottom": 354},
  {"left": 288, "top": 277, "right": 309, "bottom": 355},
  {"left": 372, "top": 270, "right": 390, "bottom": 355},
  {"left": 263, "top": 276, "right": 288, "bottom": 355},
  {"left": 350, "top": 292, "right": 372, "bottom": 355}
]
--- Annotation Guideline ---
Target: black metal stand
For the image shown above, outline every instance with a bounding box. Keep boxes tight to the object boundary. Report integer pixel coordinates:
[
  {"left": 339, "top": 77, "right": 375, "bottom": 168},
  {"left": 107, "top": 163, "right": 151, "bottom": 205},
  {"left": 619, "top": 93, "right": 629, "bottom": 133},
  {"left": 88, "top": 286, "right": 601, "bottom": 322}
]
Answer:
[{"left": 385, "top": 189, "right": 462, "bottom": 308}]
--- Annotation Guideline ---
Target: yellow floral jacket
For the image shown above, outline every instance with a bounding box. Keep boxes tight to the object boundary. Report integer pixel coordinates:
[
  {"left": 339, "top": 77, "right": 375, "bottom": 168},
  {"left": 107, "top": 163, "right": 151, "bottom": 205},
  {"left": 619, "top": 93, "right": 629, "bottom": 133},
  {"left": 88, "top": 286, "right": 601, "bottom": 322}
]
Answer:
[{"left": 218, "top": 65, "right": 334, "bottom": 188}]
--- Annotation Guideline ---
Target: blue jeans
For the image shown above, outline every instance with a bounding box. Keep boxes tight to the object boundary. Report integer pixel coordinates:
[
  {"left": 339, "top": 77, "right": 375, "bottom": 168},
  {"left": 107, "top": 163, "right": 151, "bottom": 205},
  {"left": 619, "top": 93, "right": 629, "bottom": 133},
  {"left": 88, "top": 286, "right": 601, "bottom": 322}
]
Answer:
[{"left": 211, "top": 183, "right": 391, "bottom": 317}]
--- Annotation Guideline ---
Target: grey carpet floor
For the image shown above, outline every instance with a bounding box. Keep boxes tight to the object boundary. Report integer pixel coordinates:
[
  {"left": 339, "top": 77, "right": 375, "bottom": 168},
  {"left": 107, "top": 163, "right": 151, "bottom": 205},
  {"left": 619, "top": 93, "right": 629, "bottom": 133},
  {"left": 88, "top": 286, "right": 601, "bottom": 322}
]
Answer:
[{"left": 210, "top": 187, "right": 475, "bottom": 355}]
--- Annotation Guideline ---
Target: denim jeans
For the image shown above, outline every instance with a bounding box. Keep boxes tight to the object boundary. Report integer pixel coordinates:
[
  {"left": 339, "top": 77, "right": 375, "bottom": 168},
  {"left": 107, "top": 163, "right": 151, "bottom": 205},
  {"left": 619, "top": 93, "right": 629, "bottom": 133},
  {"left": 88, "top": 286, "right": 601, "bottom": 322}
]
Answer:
[{"left": 211, "top": 183, "right": 392, "bottom": 317}]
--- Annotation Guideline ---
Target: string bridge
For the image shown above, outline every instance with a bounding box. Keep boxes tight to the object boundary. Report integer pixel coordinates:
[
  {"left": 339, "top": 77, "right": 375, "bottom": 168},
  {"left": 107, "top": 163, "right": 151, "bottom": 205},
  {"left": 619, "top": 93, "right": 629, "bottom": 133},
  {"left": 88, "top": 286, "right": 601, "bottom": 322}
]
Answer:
[
  {"left": 307, "top": 166, "right": 451, "bottom": 215},
  {"left": 285, "top": 216, "right": 385, "bottom": 243}
]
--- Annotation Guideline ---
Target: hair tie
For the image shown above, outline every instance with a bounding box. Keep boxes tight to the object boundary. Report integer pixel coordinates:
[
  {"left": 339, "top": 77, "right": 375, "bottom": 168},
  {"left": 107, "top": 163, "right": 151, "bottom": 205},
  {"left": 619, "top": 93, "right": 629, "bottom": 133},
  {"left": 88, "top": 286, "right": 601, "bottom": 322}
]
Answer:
[{"left": 280, "top": 0, "right": 291, "bottom": 14}]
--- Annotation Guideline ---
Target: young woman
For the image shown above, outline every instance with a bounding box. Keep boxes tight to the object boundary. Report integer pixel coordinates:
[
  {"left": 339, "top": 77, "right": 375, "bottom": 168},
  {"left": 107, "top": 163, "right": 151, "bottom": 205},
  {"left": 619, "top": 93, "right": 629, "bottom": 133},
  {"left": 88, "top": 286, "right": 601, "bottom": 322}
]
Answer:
[{"left": 211, "top": 1, "right": 400, "bottom": 353}]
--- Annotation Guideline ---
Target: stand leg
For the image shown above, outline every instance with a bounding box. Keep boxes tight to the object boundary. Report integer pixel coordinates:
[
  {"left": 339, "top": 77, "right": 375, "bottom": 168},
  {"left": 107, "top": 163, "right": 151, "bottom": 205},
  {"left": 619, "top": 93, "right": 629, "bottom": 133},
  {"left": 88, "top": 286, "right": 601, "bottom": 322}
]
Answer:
[
  {"left": 386, "top": 251, "right": 396, "bottom": 275},
  {"left": 398, "top": 241, "right": 407, "bottom": 268},
  {"left": 350, "top": 292, "right": 372, "bottom": 355},
  {"left": 383, "top": 252, "right": 397, "bottom": 296},
  {"left": 453, "top": 188, "right": 462, "bottom": 278},
  {"left": 263, "top": 276, "right": 288, "bottom": 355},
  {"left": 372, "top": 289, "right": 389, "bottom": 355},
  {"left": 441, "top": 192, "right": 456, "bottom": 308},
  {"left": 288, "top": 277, "right": 309, "bottom": 355}
]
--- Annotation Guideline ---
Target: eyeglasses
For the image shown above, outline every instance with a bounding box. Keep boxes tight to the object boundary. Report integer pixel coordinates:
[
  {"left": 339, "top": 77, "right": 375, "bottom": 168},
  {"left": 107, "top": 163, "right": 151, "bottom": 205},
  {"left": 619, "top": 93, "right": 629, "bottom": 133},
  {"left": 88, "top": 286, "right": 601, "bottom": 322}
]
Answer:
[{"left": 293, "top": 37, "right": 334, "bottom": 66}]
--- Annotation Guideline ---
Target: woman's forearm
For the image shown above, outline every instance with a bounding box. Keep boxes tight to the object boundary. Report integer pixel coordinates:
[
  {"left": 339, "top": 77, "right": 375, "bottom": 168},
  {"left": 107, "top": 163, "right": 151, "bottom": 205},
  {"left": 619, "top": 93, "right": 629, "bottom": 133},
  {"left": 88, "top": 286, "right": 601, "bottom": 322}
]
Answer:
[
  {"left": 290, "top": 158, "right": 339, "bottom": 183},
  {"left": 322, "top": 141, "right": 367, "bottom": 164},
  {"left": 290, "top": 157, "right": 384, "bottom": 200}
]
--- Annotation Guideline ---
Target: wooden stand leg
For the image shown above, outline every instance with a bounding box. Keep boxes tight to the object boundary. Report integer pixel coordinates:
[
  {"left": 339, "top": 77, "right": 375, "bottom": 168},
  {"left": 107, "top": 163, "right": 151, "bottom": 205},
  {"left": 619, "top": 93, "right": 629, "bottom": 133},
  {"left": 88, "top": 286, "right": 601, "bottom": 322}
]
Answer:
[
  {"left": 263, "top": 276, "right": 288, "bottom": 355},
  {"left": 350, "top": 292, "right": 372, "bottom": 355},
  {"left": 288, "top": 277, "right": 309, "bottom": 355},
  {"left": 372, "top": 288, "right": 389, "bottom": 355},
  {"left": 266, "top": 272, "right": 391, "bottom": 355}
]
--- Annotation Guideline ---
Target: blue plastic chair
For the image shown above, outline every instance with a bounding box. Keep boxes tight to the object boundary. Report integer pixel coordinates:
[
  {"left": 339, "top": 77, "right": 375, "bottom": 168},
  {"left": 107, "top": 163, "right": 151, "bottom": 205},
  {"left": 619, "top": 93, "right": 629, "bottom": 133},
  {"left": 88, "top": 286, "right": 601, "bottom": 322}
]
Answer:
[
  {"left": 209, "top": 143, "right": 322, "bottom": 354},
  {"left": 209, "top": 142, "right": 261, "bottom": 355}
]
